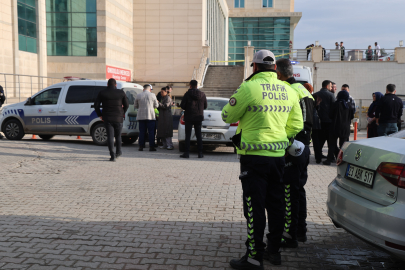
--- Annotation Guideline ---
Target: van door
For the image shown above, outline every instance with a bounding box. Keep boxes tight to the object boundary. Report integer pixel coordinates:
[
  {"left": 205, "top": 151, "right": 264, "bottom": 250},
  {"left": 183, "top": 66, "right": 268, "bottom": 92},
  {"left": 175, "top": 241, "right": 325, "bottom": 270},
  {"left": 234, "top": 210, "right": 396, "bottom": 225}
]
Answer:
[
  {"left": 24, "top": 87, "right": 62, "bottom": 132},
  {"left": 57, "top": 83, "right": 96, "bottom": 134}
]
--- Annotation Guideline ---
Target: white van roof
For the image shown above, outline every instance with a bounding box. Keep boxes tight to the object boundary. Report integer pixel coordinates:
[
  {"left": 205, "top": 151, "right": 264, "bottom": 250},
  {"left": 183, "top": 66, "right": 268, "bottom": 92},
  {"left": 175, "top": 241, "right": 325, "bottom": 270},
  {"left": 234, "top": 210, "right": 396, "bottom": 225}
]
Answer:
[{"left": 46, "top": 80, "right": 143, "bottom": 90}]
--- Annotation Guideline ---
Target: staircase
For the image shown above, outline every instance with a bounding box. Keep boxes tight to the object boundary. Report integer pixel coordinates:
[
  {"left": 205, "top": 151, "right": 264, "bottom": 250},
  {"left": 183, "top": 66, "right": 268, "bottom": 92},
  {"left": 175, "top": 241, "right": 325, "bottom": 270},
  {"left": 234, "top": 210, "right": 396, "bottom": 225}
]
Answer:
[{"left": 201, "top": 65, "right": 244, "bottom": 98}]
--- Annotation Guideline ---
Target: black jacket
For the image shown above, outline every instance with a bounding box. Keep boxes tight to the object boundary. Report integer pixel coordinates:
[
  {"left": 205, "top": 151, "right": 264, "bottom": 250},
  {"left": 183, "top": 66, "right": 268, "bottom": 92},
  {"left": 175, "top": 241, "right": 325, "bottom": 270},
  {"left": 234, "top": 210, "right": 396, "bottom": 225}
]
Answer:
[
  {"left": 94, "top": 86, "right": 129, "bottom": 123},
  {"left": 180, "top": 88, "right": 207, "bottom": 122},
  {"left": 330, "top": 101, "right": 354, "bottom": 138},
  {"left": 315, "top": 88, "right": 336, "bottom": 123},
  {"left": 375, "top": 94, "right": 403, "bottom": 124},
  {"left": 0, "top": 85, "right": 5, "bottom": 106}
]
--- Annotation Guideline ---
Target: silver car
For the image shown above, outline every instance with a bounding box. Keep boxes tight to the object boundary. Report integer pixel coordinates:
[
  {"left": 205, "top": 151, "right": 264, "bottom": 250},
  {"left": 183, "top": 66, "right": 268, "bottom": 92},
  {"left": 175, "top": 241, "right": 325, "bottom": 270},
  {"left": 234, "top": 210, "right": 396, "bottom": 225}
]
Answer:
[{"left": 327, "top": 131, "right": 405, "bottom": 260}]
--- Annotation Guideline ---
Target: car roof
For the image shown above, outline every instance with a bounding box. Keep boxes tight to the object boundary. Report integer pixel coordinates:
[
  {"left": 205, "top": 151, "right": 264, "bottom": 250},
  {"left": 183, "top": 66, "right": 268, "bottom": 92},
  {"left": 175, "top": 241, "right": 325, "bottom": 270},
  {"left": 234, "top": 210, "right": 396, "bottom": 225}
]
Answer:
[{"left": 45, "top": 80, "right": 143, "bottom": 90}]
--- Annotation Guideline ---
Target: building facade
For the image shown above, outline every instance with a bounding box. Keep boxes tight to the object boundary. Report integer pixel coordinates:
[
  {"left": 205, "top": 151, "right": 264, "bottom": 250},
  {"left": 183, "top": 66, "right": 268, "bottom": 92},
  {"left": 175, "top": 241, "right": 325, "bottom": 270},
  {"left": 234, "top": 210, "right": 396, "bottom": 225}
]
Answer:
[{"left": 0, "top": 0, "right": 300, "bottom": 98}]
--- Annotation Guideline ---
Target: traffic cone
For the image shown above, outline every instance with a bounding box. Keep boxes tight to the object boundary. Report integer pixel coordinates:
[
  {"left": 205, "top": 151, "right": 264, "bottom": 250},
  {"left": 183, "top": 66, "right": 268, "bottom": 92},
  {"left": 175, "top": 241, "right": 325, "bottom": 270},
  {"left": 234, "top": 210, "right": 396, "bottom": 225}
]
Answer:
[
  {"left": 31, "top": 134, "right": 37, "bottom": 139},
  {"left": 77, "top": 136, "right": 82, "bottom": 140}
]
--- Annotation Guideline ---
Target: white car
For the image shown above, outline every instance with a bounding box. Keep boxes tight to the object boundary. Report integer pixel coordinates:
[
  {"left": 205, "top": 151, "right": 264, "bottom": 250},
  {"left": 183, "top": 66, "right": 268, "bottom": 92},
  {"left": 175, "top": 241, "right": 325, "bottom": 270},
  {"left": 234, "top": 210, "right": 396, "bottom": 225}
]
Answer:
[
  {"left": 178, "top": 97, "right": 237, "bottom": 152},
  {"left": 379, "top": 53, "right": 395, "bottom": 61},
  {"left": 0, "top": 80, "right": 143, "bottom": 145}
]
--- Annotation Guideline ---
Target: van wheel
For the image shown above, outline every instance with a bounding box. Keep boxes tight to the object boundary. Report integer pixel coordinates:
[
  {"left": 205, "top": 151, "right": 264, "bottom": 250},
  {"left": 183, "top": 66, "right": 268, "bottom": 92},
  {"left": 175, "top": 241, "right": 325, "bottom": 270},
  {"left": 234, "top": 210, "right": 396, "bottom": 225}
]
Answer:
[
  {"left": 39, "top": 135, "right": 54, "bottom": 141},
  {"left": 3, "top": 119, "right": 25, "bottom": 140},
  {"left": 179, "top": 141, "right": 186, "bottom": 152},
  {"left": 122, "top": 135, "right": 138, "bottom": 145},
  {"left": 91, "top": 123, "right": 108, "bottom": 146}
]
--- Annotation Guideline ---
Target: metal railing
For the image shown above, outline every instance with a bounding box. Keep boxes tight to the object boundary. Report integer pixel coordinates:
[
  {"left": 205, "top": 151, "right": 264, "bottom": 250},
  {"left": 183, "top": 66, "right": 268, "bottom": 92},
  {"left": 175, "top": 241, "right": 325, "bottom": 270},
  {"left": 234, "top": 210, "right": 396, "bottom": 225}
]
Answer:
[
  {"left": 192, "top": 50, "right": 209, "bottom": 86},
  {"left": 0, "top": 73, "right": 63, "bottom": 104},
  {"left": 296, "top": 48, "right": 396, "bottom": 62}
]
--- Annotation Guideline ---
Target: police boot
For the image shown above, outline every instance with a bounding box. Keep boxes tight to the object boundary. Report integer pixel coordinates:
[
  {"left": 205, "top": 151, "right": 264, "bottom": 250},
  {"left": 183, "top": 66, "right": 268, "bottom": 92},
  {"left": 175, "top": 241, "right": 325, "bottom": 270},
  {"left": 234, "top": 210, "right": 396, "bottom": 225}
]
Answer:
[
  {"left": 280, "top": 237, "right": 298, "bottom": 248},
  {"left": 230, "top": 252, "right": 263, "bottom": 270},
  {"left": 263, "top": 249, "right": 281, "bottom": 265}
]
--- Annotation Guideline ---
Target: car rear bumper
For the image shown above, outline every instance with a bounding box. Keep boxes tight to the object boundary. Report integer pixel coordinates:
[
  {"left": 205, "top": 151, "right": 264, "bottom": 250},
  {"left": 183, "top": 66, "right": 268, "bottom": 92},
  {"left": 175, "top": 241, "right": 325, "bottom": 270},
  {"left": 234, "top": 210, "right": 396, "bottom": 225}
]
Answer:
[
  {"left": 178, "top": 124, "right": 235, "bottom": 144},
  {"left": 327, "top": 179, "right": 405, "bottom": 260}
]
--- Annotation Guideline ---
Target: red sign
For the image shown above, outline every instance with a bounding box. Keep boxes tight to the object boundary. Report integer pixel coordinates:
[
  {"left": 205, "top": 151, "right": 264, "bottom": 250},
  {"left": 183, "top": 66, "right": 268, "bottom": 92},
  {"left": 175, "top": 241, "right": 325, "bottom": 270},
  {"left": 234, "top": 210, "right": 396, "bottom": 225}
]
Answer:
[{"left": 106, "top": 65, "right": 131, "bottom": 81}]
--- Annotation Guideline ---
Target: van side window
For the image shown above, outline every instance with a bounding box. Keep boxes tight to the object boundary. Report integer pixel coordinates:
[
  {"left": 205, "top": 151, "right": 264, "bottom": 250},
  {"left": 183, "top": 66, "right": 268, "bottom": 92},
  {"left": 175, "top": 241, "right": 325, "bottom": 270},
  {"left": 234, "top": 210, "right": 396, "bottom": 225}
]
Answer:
[
  {"left": 65, "top": 86, "right": 95, "bottom": 103},
  {"left": 93, "top": 86, "right": 105, "bottom": 102},
  {"left": 33, "top": 88, "right": 62, "bottom": 105}
]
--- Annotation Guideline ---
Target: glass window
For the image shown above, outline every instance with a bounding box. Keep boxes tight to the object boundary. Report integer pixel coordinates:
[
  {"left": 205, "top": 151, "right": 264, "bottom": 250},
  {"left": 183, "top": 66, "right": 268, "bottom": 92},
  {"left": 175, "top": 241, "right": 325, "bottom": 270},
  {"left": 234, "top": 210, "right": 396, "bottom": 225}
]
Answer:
[
  {"left": 65, "top": 86, "right": 94, "bottom": 103},
  {"left": 206, "top": 100, "right": 229, "bottom": 111},
  {"left": 263, "top": 0, "right": 273, "bottom": 8},
  {"left": 46, "top": 0, "right": 97, "bottom": 56},
  {"left": 18, "top": 0, "right": 37, "bottom": 53},
  {"left": 234, "top": 0, "right": 244, "bottom": 8},
  {"left": 33, "top": 88, "right": 62, "bottom": 105}
]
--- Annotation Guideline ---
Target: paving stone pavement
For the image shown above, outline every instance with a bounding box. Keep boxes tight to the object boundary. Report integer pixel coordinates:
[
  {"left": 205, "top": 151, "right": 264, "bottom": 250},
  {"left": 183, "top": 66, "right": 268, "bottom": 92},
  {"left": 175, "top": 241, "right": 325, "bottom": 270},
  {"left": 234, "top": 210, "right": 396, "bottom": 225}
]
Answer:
[{"left": 0, "top": 133, "right": 403, "bottom": 270}]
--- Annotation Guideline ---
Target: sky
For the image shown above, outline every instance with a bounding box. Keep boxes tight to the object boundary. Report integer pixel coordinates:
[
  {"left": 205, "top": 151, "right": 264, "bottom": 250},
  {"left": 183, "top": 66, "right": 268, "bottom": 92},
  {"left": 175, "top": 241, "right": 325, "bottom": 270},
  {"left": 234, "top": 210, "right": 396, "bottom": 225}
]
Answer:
[{"left": 294, "top": 0, "right": 405, "bottom": 50}]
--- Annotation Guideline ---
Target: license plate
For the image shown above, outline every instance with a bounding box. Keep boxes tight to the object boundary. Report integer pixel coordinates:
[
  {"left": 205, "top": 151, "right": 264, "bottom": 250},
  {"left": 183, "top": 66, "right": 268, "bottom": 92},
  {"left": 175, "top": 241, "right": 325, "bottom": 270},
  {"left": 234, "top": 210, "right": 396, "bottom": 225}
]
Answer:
[
  {"left": 202, "top": 133, "right": 221, "bottom": 140},
  {"left": 345, "top": 164, "right": 375, "bottom": 187}
]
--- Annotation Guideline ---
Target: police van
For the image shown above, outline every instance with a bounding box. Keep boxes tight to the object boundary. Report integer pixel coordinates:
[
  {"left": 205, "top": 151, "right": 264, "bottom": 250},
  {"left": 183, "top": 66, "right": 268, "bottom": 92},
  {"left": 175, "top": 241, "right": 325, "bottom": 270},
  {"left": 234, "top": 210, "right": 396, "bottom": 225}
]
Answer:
[{"left": 0, "top": 80, "right": 144, "bottom": 145}]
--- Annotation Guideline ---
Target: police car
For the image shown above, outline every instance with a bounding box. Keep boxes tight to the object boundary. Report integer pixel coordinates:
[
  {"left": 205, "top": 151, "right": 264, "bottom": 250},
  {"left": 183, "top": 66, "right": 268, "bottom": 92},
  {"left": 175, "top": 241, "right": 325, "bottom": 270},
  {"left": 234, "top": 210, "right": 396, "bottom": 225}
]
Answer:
[{"left": 0, "top": 80, "right": 144, "bottom": 145}]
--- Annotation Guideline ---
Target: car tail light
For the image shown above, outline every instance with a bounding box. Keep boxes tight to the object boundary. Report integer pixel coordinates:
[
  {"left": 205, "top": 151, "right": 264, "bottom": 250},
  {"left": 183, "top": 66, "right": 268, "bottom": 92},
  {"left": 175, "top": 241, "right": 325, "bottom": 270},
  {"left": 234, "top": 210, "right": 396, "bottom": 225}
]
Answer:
[
  {"left": 376, "top": 162, "right": 405, "bottom": 189},
  {"left": 336, "top": 150, "right": 344, "bottom": 165},
  {"left": 180, "top": 115, "right": 185, "bottom": 125},
  {"left": 230, "top": 121, "right": 239, "bottom": 126}
]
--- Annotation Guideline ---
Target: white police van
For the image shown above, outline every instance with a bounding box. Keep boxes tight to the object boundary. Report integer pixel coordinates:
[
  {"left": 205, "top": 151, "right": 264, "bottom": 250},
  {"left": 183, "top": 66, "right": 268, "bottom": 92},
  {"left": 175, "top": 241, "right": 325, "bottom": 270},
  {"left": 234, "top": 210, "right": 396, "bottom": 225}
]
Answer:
[{"left": 0, "top": 80, "right": 143, "bottom": 145}]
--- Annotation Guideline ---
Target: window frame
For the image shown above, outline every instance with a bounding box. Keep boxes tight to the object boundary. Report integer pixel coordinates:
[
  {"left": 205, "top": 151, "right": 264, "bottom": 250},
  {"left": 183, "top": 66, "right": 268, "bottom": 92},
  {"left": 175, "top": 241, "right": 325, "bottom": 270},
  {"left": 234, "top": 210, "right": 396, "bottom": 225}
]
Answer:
[
  {"left": 234, "top": 0, "right": 245, "bottom": 8},
  {"left": 17, "top": 0, "right": 37, "bottom": 53},
  {"left": 263, "top": 0, "right": 274, "bottom": 8},
  {"left": 32, "top": 88, "right": 62, "bottom": 105}
]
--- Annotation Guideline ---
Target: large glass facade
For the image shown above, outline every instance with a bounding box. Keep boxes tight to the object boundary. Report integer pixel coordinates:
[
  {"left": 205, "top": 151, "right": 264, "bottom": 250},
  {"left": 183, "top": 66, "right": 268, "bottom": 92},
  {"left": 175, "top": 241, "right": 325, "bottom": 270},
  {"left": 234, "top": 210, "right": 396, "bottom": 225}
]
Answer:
[
  {"left": 18, "top": 0, "right": 37, "bottom": 53},
  {"left": 228, "top": 17, "right": 290, "bottom": 65},
  {"left": 46, "top": 0, "right": 97, "bottom": 56}
]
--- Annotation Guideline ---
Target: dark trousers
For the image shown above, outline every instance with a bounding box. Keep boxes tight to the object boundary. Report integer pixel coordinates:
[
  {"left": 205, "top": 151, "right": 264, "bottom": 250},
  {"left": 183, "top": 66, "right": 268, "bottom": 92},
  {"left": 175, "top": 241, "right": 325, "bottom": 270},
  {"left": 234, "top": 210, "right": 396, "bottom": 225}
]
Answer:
[
  {"left": 378, "top": 122, "right": 398, "bottom": 136},
  {"left": 239, "top": 155, "right": 285, "bottom": 261},
  {"left": 185, "top": 121, "right": 203, "bottom": 154},
  {"left": 331, "top": 136, "right": 349, "bottom": 157},
  {"left": 139, "top": 120, "right": 156, "bottom": 148},
  {"left": 311, "top": 129, "right": 322, "bottom": 161},
  {"left": 319, "top": 122, "right": 335, "bottom": 161},
  {"left": 282, "top": 146, "right": 310, "bottom": 240},
  {"left": 105, "top": 122, "right": 123, "bottom": 157}
]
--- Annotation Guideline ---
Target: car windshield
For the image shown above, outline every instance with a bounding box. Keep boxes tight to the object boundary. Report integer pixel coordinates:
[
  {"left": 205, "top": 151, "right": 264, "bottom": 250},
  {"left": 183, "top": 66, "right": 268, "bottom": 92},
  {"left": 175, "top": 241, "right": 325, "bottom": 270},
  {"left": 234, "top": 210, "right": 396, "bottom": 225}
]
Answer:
[
  {"left": 206, "top": 100, "right": 228, "bottom": 111},
  {"left": 388, "top": 130, "right": 405, "bottom": 139}
]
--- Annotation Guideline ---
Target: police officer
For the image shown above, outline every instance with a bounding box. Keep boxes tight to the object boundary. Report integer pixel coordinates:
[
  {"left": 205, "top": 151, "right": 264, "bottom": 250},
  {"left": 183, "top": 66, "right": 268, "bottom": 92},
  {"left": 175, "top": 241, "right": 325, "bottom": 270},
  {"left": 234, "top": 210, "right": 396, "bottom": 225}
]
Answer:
[
  {"left": 222, "top": 50, "right": 303, "bottom": 269},
  {"left": 274, "top": 58, "right": 314, "bottom": 248},
  {"left": 0, "top": 85, "right": 5, "bottom": 139}
]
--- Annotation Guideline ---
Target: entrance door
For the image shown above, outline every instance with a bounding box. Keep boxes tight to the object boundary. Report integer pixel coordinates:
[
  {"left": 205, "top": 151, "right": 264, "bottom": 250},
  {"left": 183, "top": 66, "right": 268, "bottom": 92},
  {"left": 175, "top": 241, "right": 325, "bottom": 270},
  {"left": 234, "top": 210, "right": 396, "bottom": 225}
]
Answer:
[{"left": 24, "top": 88, "right": 62, "bottom": 132}]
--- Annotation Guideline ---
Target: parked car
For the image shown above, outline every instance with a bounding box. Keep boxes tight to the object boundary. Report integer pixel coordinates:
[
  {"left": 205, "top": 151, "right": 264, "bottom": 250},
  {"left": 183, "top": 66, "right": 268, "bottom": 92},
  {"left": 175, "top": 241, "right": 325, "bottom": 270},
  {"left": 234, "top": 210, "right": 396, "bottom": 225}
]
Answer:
[
  {"left": 327, "top": 132, "right": 405, "bottom": 260},
  {"left": 0, "top": 80, "right": 143, "bottom": 145},
  {"left": 379, "top": 53, "right": 395, "bottom": 61},
  {"left": 178, "top": 97, "right": 237, "bottom": 152}
]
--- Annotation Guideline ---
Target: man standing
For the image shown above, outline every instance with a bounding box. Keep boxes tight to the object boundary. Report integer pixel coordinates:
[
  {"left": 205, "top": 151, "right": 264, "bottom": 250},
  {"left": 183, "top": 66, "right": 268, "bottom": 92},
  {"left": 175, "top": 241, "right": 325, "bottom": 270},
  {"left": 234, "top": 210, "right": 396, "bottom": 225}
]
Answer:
[
  {"left": 314, "top": 80, "right": 336, "bottom": 165},
  {"left": 276, "top": 58, "right": 314, "bottom": 248},
  {"left": 335, "top": 42, "right": 340, "bottom": 50},
  {"left": 0, "top": 85, "right": 5, "bottom": 139},
  {"left": 94, "top": 78, "right": 129, "bottom": 162},
  {"left": 305, "top": 44, "right": 314, "bottom": 60},
  {"left": 340, "top": 42, "right": 345, "bottom": 61},
  {"left": 180, "top": 80, "right": 207, "bottom": 158},
  {"left": 135, "top": 84, "right": 159, "bottom": 151},
  {"left": 341, "top": 84, "right": 356, "bottom": 114},
  {"left": 375, "top": 42, "right": 381, "bottom": 59},
  {"left": 376, "top": 84, "right": 403, "bottom": 136},
  {"left": 331, "top": 82, "right": 337, "bottom": 95},
  {"left": 223, "top": 50, "right": 303, "bottom": 269}
]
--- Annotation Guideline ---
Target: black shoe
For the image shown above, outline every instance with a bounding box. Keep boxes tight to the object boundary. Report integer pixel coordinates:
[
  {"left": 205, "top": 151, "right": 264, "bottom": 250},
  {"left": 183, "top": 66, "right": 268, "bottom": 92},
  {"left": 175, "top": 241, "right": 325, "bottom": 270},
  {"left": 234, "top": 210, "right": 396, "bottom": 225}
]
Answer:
[
  {"left": 180, "top": 153, "right": 189, "bottom": 158},
  {"left": 263, "top": 250, "right": 281, "bottom": 265},
  {"left": 281, "top": 237, "right": 298, "bottom": 248},
  {"left": 149, "top": 148, "right": 157, "bottom": 152},
  {"left": 297, "top": 234, "right": 307, "bottom": 242},
  {"left": 229, "top": 255, "right": 263, "bottom": 270},
  {"left": 316, "top": 159, "right": 322, "bottom": 164},
  {"left": 110, "top": 155, "right": 116, "bottom": 162},
  {"left": 138, "top": 147, "right": 143, "bottom": 151},
  {"left": 198, "top": 153, "right": 204, "bottom": 158},
  {"left": 323, "top": 160, "right": 332, "bottom": 165},
  {"left": 322, "top": 154, "right": 327, "bottom": 159},
  {"left": 116, "top": 153, "right": 122, "bottom": 159}
]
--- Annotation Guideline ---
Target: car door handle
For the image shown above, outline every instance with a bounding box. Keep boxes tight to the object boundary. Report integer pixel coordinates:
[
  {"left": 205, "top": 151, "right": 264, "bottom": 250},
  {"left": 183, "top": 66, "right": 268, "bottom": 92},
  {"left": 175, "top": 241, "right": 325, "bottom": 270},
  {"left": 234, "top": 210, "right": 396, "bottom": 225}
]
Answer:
[
  {"left": 59, "top": 110, "right": 67, "bottom": 113},
  {"left": 49, "top": 110, "right": 57, "bottom": 113}
]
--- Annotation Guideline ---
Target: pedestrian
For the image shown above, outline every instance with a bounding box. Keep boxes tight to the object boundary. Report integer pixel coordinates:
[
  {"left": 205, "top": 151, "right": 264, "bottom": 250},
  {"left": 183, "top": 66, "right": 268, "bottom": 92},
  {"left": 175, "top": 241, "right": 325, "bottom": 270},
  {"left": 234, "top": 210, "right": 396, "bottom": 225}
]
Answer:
[
  {"left": 329, "top": 90, "right": 354, "bottom": 158},
  {"left": 135, "top": 84, "right": 159, "bottom": 151},
  {"left": 179, "top": 80, "right": 207, "bottom": 159},
  {"left": 335, "top": 42, "right": 340, "bottom": 50},
  {"left": 375, "top": 84, "right": 403, "bottom": 136},
  {"left": 366, "top": 45, "right": 373, "bottom": 61},
  {"left": 155, "top": 88, "right": 162, "bottom": 147},
  {"left": 341, "top": 84, "right": 356, "bottom": 114},
  {"left": 375, "top": 42, "right": 381, "bottom": 60},
  {"left": 0, "top": 85, "right": 5, "bottom": 139},
  {"left": 340, "top": 41, "right": 345, "bottom": 61},
  {"left": 320, "top": 45, "right": 326, "bottom": 60},
  {"left": 94, "top": 78, "right": 129, "bottom": 162},
  {"left": 306, "top": 44, "right": 314, "bottom": 60},
  {"left": 331, "top": 82, "right": 337, "bottom": 95},
  {"left": 311, "top": 93, "right": 322, "bottom": 162},
  {"left": 276, "top": 58, "right": 314, "bottom": 248},
  {"left": 223, "top": 50, "right": 303, "bottom": 269},
  {"left": 302, "top": 83, "right": 313, "bottom": 94},
  {"left": 314, "top": 80, "right": 336, "bottom": 164},
  {"left": 157, "top": 87, "right": 174, "bottom": 150},
  {"left": 367, "top": 92, "right": 383, "bottom": 138}
]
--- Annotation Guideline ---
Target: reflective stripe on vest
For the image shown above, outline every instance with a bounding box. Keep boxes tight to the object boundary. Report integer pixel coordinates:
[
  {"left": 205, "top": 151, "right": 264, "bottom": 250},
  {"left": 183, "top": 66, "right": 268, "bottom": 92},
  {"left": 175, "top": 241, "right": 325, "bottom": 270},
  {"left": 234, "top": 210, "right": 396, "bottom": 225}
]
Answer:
[{"left": 241, "top": 141, "right": 289, "bottom": 151}]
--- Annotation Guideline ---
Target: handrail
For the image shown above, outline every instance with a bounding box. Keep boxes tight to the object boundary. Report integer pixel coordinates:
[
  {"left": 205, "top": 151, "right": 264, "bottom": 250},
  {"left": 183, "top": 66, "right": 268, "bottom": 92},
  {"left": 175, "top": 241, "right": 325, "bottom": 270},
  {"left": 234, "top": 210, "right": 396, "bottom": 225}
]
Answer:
[{"left": 199, "top": 63, "right": 210, "bottom": 89}]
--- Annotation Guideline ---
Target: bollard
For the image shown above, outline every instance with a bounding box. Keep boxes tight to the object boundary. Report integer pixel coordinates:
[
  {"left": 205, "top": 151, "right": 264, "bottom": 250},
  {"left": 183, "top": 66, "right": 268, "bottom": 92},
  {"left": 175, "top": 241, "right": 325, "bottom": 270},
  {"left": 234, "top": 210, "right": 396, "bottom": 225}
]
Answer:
[
  {"left": 31, "top": 134, "right": 37, "bottom": 139},
  {"left": 354, "top": 122, "right": 358, "bottom": 140},
  {"left": 77, "top": 136, "right": 82, "bottom": 140}
]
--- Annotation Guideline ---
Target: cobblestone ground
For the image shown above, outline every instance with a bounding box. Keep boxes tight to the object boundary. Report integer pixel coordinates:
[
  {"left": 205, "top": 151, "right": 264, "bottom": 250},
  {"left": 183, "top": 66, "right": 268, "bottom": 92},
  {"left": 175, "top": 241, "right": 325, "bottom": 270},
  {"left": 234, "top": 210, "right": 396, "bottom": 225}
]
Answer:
[{"left": 0, "top": 133, "right": 402, "bottom": 270}]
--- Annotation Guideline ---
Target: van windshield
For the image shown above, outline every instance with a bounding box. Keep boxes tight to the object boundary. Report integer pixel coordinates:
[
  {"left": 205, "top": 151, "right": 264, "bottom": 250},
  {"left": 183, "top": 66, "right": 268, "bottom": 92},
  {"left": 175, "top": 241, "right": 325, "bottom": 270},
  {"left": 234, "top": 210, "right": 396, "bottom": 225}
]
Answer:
[{"left": 123, "top": 88, "right": 142, "bottom": 105}]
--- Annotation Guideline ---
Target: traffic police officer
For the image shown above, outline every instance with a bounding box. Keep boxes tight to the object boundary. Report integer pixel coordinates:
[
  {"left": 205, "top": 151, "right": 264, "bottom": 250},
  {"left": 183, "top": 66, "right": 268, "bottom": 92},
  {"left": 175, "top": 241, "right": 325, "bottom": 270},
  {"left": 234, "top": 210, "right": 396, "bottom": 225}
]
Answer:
[
  {"left": 222, "top": 50, "right": 303, "bottom": 269},
  {"left": 274, "top": 58, "right": 314, "bottom": 248}
]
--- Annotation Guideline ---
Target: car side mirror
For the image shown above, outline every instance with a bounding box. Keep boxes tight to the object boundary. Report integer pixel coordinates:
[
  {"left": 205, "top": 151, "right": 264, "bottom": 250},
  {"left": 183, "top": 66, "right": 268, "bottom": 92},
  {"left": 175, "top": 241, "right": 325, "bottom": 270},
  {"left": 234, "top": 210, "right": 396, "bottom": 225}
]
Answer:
[{"left": 25, "top": 97, "right": 32, "bottom": 105}]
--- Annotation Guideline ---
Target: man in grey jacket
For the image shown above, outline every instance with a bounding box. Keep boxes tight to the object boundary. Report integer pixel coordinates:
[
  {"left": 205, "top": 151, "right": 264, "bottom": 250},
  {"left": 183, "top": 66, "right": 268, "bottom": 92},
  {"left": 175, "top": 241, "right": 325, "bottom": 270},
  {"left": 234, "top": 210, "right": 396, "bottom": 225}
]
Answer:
[{"left": 135, "top": 84, "right": 159, "bottom": 151}]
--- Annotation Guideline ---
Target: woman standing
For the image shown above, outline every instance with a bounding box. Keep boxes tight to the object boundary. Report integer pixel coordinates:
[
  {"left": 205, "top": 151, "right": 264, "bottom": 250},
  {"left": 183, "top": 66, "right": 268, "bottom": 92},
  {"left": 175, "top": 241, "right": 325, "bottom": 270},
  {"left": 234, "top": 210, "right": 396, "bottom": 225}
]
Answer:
[
  {"left": 367, "top": 92, "right": 383, "bottom": 138},
  {"left": 366, "top": 45, "right": 373, "bottom": 61},
  {"left": 329, "top": 91, "right": 354, "bottom": 159},
  {"left": 157, "top": 88, "right": 174, "bottom": 150}
]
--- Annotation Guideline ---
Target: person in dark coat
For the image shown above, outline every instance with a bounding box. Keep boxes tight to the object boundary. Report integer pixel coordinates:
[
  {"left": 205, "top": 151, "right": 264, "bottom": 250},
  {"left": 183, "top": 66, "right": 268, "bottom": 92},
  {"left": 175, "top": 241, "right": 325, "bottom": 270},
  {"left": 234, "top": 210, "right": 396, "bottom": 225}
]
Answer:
[
  {"left": 375, "top": 84, "right": 403, "bottom": 136},
  {"left": 311, "top": 93, "right": 322, "bottom": 162},
  {"left": 367, "top": 92, "right": 383, "bottom": 138},
  {"left": 157, "top": 88, "right": 174, "bottom": 150},
  {"left": 94, "top": 78, "right": 129, "bottom": 162},
  {"left": 180, "top": 80, "right": 207, "bottom": 159},
  {"left": 328, "top": 90, "right": 354, "bottom": 161},
  {"left": 0, "top": 85, "right": 5, "bottom": 139}
]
